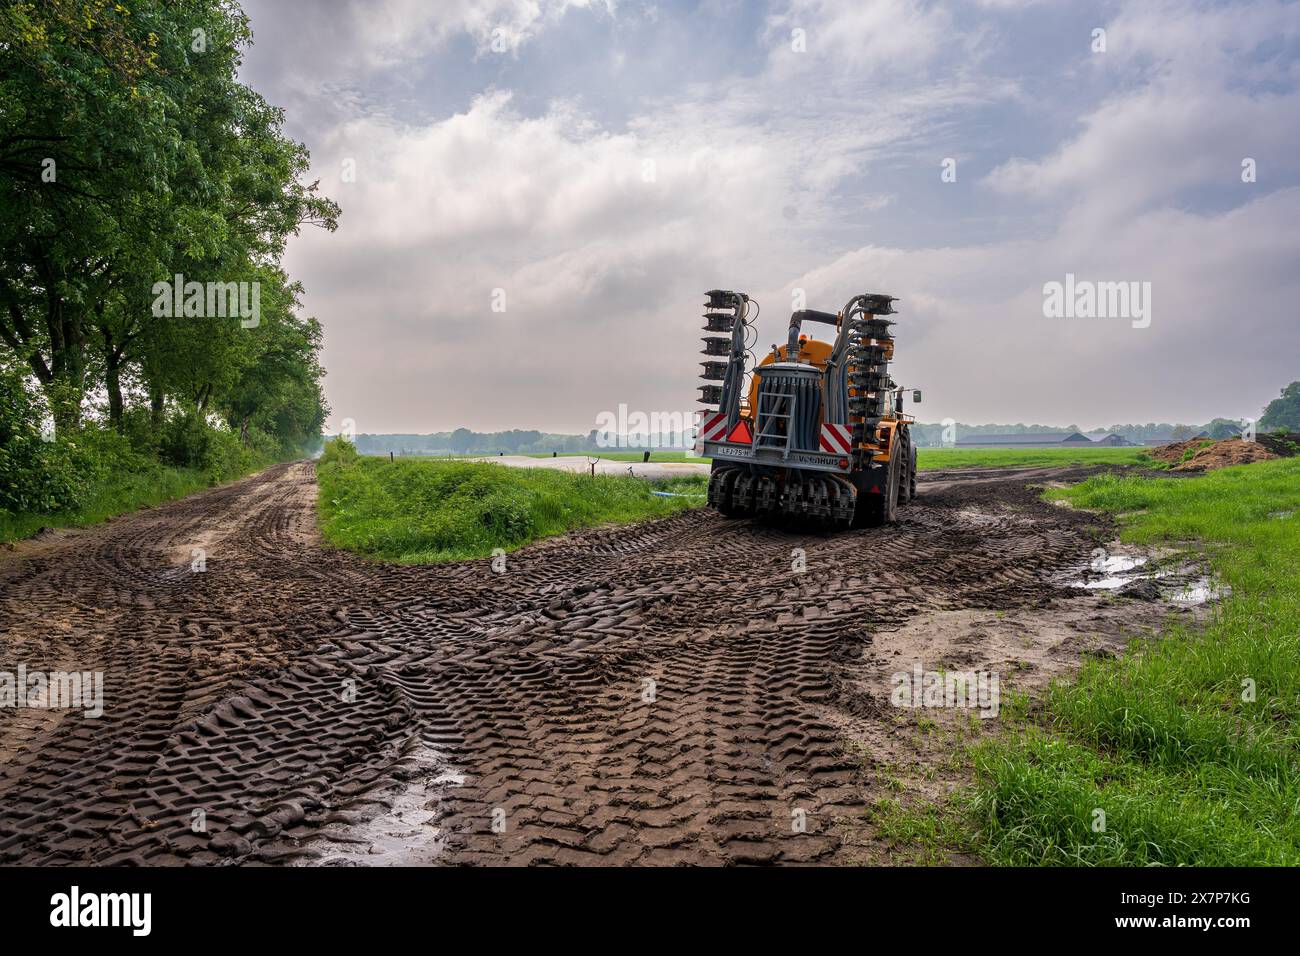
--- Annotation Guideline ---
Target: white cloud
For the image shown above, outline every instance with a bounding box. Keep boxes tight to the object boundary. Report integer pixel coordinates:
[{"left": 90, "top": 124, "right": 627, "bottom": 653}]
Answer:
[
  {"left": 353, "top": 0, "right": 617, "bottom": 63},
  {"left": 314, "top": 89, "right": 813, "bottom": 267},
  {"left": 765, "top": 0, "right": 956, "bottom": 74},
  {"left": 243, "top": 0, "right": 1300, "bottom": 432},
  {"left": 986, "top": 0, "right": 1300, "bottom": 221},
  {"left": 778, "top": 186, "right": 1300, "bottom": 428}
]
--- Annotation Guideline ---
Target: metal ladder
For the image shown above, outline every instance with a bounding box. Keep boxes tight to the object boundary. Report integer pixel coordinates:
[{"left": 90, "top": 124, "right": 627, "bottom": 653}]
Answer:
[{"left": 753, "top": 389, "right": 797, "bottom": 458}]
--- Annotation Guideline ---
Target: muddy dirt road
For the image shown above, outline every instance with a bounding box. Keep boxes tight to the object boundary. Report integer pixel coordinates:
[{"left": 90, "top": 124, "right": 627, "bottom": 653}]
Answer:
[{"left": 0, "top": 462, "right": 1197, "bottom": 865}]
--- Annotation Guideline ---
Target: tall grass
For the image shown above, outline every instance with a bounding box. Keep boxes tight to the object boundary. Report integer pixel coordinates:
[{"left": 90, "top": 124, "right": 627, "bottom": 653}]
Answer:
[
  {"left": 0, "top": 465, "right": 216, "bottom": 542},
  {"left": 316, "top": 439, "right": 706, "bottom": 563},
  {"left": 973, "top": 458, "right": 1300, "bottom": 865}
]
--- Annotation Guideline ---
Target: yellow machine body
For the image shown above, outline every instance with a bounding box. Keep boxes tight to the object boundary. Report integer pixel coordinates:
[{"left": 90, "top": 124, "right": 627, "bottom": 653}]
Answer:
[
  {"left": 744, "top": 333, "right": 911, "bottom": 464},
  {"left": 696, "top": 289, "right": 916, "bottom": 529}
]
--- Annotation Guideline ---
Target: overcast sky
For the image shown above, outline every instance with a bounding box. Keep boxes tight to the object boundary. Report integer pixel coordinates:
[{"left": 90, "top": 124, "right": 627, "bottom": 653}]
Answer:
[{"left": 237, "top": 0, "right": 1300, "bottom": 434}]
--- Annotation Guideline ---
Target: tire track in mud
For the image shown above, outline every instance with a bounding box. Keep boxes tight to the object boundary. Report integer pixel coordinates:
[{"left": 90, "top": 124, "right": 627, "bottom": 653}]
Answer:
[{"left": 0, "top": 461, "right": 1108, "bottom": 865}]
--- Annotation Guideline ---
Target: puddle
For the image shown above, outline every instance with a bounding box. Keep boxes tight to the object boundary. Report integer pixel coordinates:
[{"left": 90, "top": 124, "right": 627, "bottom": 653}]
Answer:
[
  {"left": 1166, "top": 577, "right": 1228, "bottom": 604},
  {"left": 295, "top": 744, "right": 464, "bottom": 866},
  {"left": 1060, "top": 546, "right": 1223, "bottom": 606},
  {"left": 1074, "top": 554, "right": 1148, "bottom": 589},
  {"left": 953, "top": 506, "right": 1036, "bottom": 527}
]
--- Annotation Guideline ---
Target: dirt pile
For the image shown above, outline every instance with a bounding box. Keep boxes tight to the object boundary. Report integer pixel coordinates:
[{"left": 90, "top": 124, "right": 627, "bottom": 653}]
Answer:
[
  {"left": 1149, "top": 437, "right": 1278, "bottom": 472},
  {"left": 1256, "top": 432, "right": 1300, "bottom": 458}
]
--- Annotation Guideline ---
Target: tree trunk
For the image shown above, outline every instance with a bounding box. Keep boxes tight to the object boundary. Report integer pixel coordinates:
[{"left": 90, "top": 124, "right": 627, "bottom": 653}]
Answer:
[
  {"left": 150, "top": 384, "right": 165, "bottom": 428},
  {"left": 3, "top": 261, "right": 86, "bottom": 436},
  {"left": 48, "top": 364, "right": 84, "bottom": 436},
  {"left": 105, "top": 351, "right": 124, "bottom": 431},
  {"left": 38, "top": 258, "right": 86, "bottom": 436},
  {"left": 99, "top": 318, "right": 125, "bottom": 431}
]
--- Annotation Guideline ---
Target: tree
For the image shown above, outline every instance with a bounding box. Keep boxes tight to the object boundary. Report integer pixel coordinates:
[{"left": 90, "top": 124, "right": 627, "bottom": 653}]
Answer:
[
  {"left": 449, "top": 428, "right": 474, "bottom": 454},
  {"left": 1, "top": 0, "right": 179, "bottom": 429},
  {"left": 1260, "top": 381, "right": 1300, "bottom": 432},
  {"left": 216, "top": 276, "right": 328, "bottom": 455},
  {"left": 1, "top": 0, "right": 337, "bottom": 456},
  {"left": 1205, "top": 418, "right": 1242, "bottom": 440}
]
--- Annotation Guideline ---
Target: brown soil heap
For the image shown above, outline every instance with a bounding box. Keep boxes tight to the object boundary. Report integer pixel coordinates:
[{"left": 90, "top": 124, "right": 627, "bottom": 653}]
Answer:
[
  {"left": 1256, "top": 432, "right": 1300, "bottom": 458},
  {"left": 1149, "top": 437, "right": 1279, "bottom": 472}
]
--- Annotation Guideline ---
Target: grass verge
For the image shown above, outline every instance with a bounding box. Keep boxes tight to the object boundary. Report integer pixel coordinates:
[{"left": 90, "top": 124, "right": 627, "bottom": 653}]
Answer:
[
  {"left": 1, "top": 464, "right": 238, "bottom": 544},
  {"left": 963, "top": 458, "right": 1300, "bottom": 865},
  {"left": 316, "top": 439, "right": 706, "bottom": 563}
]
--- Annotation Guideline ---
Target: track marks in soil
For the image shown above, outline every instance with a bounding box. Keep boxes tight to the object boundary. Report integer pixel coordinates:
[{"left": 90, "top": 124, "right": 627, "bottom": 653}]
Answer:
[{"left": 0, "top": 461, "right": 1155, "bottom": 865}]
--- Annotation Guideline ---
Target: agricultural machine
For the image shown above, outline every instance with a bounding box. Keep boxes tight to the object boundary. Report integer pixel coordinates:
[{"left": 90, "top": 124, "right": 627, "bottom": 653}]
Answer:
[{"left": 695, "top": 290, "right": 919, "bottom": 530}]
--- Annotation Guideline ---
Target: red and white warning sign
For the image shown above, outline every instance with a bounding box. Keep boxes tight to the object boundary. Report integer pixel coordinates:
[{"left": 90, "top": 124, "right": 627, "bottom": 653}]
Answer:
[
  {"left": 698, "top": 411, "right": 729, "bottom": 443},
  {"left": 819, "top": 423, "right": 853, "bottom": 455},
  {"left": 725, "top": 420, "right": 752, "bottom": 444}
]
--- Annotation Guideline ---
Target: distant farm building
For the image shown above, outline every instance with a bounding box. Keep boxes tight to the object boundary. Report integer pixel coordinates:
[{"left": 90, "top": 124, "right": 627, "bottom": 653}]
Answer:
[
  {"left": 955, "top": 432, "right": 1094, "bottom": 449},
  {"left": 1090, "top": 433, "right": 1137, "bottom": 446}
]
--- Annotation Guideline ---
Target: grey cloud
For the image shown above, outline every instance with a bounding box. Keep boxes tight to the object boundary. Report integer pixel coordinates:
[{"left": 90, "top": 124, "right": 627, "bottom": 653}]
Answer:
[{"left": 242, "top": 0, "right": 1300, "bottom": 434}]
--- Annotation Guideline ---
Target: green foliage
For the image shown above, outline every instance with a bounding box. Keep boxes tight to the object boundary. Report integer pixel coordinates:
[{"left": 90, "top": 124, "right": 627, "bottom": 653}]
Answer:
[
  {"left": 1260, "top": 381, "right": 1300, "bottom": 432},
  {"left": 0, "top": 0, "right": 333, "bottom": 537},
  {"left": 0, "top": 399, "right": 277, "bottom": 541},
  {"left": 1205, "top": 417, "right": 1243, "bottom": 439},
  {"left": 319, "top": 435, "right": 360, "bottom": 469},
  {"left": 153, "top": 409, "right": 266, "bottom": 481},
  {"left": 0, "top": 364, "right": 72, "bottom": 511},
  {"left": 317, "top": 442, "right": 705, "bottom": 563},
  {"left": 0, "top": 451, "right": 215, "bottom": 544},
  {"left": 0, "top": 0, "right": 334, "bottom": 452},
  {"left": 971, "top": 459, "right": 1300, "bottom": 865}
]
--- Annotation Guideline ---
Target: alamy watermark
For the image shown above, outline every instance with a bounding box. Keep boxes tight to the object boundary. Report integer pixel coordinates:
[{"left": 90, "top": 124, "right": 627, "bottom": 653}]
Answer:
[
  {"left": 151, "top": 273, "right": 260, "bottom": 328},
  {"left": 1, "top": 665, "right": 103, "bottom": 718},
  {"left": 50, "top": 886, "right": 150, "bottom": 936},
  {"left": 1043, "top": 273, "right": 1151, "bottom": 329},
  {"left": 594, "top": 404, "right": 699, "bottom": 450},
  {"left": 890, "top": 663, "right": 1000, "bottom": 719}
]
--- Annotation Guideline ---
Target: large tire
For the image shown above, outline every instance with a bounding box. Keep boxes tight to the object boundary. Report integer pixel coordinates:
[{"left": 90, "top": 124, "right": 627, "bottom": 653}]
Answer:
[
  {"left": 909, "top": 444, "right": 918, "bottom": 501},
  {"left": 711, "top": 467, "right": 744, "bottom": 517},
  {"left": 882, "top": 446, "right": 900, "bottom": 523},
  {"left": 898, "top": 436, "right": 913, "bottom": 506},
  {"left": 853, "top": 443, "right": 901, "bottom": 527}
]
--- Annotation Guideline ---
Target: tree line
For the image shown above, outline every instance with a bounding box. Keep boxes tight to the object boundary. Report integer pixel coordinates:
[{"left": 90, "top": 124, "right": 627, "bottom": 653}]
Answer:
[
  {"left": 1, "top": 0, "right": 336, "bottom": 514},
  {"left": 351, "top": 429, "right": 605, "bottom": 457}
]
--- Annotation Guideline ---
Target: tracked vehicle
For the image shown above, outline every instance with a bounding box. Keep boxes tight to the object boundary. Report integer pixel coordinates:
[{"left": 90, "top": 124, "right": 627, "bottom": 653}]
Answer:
[{"left": 695, "top": 290, "right": 919, "bottom": 529}]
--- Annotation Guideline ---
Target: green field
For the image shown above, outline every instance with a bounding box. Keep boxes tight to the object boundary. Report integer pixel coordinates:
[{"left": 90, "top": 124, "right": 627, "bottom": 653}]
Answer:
[
  {"left": 915, "top": 446, "right": 1153, "bottom": 471},
  {"left": 318, "top": 440, "right": 706, "bottom": 563},
  {"left": 962, "top": 458, "right": 1300, "bottom": 865},
  {"left": 425, "top": 450, "right": 707, "bottom": 464},
  {"left": 426, "top": 446, "right": 1154, "bottom": 470},
  {"left": 330, "top": 445, "right": 1159, "bottom": 563}
]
